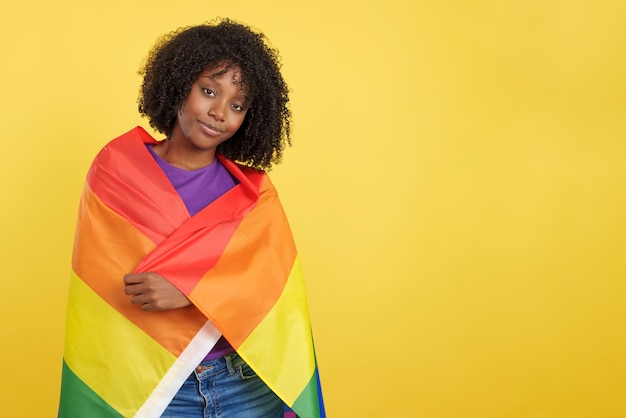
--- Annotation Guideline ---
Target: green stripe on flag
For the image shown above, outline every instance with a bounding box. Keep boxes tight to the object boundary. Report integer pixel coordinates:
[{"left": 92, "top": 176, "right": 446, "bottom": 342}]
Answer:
[
  {"left": 292, "top": 369, "right": 322, "bottom": 418},
  {"left": 59, "top": 360, "right": 123, "bottom": 418}
]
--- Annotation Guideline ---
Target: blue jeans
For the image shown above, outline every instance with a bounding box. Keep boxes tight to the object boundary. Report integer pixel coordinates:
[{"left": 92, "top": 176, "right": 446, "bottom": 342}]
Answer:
[{"left": 161, "top": 352, "right": 284, "bottom": 418}]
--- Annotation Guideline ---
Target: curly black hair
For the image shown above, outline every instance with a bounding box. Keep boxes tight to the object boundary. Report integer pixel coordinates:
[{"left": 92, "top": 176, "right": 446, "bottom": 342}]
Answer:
[{"left": 138, "top": 18, "right": 291, "bottom": 170}]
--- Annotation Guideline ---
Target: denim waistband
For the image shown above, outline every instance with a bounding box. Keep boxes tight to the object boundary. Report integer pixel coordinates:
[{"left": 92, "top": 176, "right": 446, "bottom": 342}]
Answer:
[{"left": 194, "top": 352, "right": 241, "bottom": 378}]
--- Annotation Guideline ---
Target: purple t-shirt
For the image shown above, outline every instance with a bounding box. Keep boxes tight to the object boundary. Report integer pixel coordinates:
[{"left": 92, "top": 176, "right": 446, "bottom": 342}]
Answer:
[{"left": 147, "top": 144, "right": 236, "bottom": 360}]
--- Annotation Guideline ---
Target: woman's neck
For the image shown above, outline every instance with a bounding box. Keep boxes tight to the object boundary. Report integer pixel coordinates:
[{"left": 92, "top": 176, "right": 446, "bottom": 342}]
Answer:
[{"left": 152, "top": 140, "right": 217, "bottom": 170}]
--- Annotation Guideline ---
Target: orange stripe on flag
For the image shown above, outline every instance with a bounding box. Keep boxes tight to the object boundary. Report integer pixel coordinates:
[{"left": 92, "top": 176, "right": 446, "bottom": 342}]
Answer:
[
  {"left": 189, "top": 176, "right": 297, "bottom": 347},
  {"left": 74, "top": 184, "right": 208, "bottom": 357}
]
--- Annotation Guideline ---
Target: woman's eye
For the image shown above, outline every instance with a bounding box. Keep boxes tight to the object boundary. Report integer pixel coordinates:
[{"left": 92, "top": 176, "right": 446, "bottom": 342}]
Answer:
[
  {"left": 232, "top": 104, "right": 244, "bottom": 111},
  {"left": 202, "top": 88, "right": 215, "bottom": 96}
]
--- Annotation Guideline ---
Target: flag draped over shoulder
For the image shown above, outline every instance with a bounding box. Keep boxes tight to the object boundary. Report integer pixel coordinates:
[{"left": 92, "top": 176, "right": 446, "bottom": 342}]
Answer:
[{"left": 59, "top": 127, "right": 325, "bottom": 418}]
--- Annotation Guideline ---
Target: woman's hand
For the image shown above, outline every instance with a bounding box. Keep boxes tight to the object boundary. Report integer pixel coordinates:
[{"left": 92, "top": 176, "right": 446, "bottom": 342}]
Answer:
[{"left": 123, "top": 272, "right": 191, "bottom": 311}]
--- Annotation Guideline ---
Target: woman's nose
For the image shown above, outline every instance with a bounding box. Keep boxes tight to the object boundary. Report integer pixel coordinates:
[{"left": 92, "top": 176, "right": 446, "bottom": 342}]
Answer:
[{"left": 209, "top": 101, "right": 225, "bottom": 121}]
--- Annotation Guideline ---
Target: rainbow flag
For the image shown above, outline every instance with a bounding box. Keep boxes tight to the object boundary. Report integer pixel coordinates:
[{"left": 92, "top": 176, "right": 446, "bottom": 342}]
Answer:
[{"left": 59, "top": 127, "right": 325, "bottom": 418}]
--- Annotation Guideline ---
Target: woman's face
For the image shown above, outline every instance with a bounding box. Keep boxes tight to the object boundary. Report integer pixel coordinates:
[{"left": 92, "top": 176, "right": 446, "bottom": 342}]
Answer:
[{"left": 171, "top": 65, "right": 248, "bottom": 156}]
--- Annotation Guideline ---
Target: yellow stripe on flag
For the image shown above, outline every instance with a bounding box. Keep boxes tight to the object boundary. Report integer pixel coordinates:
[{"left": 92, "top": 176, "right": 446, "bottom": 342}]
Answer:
[
  {"left": 64, "top": 272, "right": 177, "bottom": 416},
  {"left": 237, "top": 256, "right": 316, "bottom": 405}
]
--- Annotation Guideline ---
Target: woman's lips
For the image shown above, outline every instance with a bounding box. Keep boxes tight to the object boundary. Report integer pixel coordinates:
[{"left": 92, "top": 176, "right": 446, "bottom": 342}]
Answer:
[{"left": 198, "top": 120, "right": 224, "bottom": 136}]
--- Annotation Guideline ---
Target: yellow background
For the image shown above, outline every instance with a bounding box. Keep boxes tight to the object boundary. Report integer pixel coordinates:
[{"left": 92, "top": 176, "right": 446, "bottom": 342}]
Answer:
[{"left": 1, "top": 0, "right": 625, "bottom": 416}]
